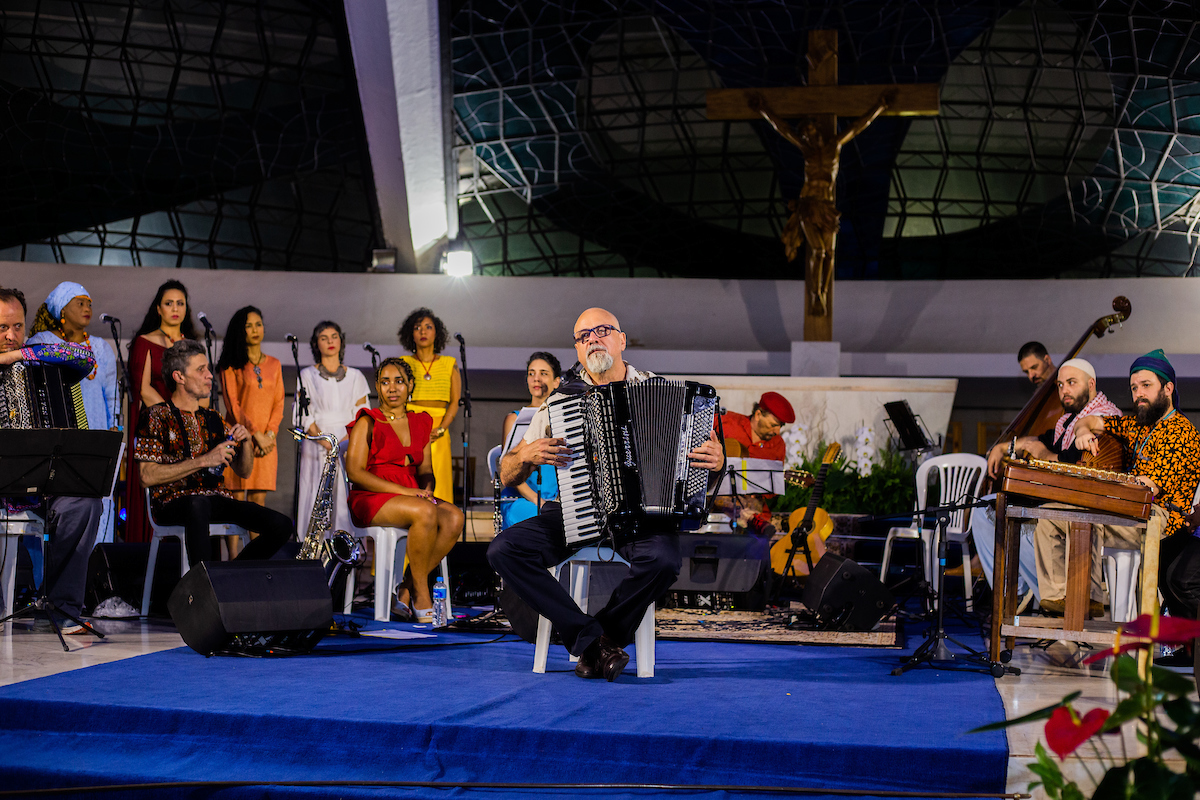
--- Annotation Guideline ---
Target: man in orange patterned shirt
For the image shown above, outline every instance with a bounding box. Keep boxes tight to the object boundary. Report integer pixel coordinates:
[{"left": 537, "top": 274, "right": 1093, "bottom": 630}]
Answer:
[{"left": 1042, "top": 350, "right": 1200, "bottom": 618}]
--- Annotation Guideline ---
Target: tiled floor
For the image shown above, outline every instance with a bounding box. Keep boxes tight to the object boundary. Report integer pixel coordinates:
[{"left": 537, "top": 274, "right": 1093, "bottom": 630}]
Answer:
[
  {"left": 997, "top": 641, "right": 1193, "bottom": 796},
  {"left": 0, "top": 617, "right": 183, "bottom": 687}
]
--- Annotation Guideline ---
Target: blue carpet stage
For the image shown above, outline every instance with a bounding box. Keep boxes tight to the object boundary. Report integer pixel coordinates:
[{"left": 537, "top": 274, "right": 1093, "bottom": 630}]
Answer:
[{"left": 0, "top": 618, "right": 1008, "bottom": 799}]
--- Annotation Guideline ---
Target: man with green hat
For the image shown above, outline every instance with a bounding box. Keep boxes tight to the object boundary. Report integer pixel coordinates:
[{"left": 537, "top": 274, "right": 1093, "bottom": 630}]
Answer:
[{"left": 1034, "top": 350, "right": 1200, "bottom": 620}]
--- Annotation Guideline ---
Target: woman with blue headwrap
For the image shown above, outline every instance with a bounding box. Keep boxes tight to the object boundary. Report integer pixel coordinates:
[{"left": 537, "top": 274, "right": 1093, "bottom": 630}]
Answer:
[{"left": 29, "top": 281, "right": 119, "bottom": 543}]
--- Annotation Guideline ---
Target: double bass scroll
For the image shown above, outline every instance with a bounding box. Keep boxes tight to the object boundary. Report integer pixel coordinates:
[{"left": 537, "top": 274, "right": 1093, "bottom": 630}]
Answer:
[{"left": 989, "top": 296, "right": 1131, "bottom": 452}]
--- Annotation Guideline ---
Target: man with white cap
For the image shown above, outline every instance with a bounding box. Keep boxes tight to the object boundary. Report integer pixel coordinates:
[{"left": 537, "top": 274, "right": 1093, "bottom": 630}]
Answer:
[{"left": 975, "top": 358, "right": 1120, "bottom": 613}]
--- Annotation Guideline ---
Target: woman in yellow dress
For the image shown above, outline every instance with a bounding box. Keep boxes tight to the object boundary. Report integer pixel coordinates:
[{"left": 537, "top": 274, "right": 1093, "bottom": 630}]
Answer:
[{"left": 398, "top": 308, "right": 460, "bottom": 504}]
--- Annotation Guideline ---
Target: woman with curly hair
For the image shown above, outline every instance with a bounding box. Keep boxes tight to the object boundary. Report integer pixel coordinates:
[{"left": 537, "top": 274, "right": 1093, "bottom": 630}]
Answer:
[
  {"left": 398, "top": 308, "right": 460, "bottom": 503},
  {"left": 124, "top": 280, "right": 199, "bottom": 543},
  {"left": 216, "top": 306, "right": 284, "bottom": 558},
  {"left": 28, "top": 281, "right": 119, "bottom": 542},
  {"left": 345, "top": 358, "right": 462, "bottom": 621},
  {"left": 294, "top": 320, "right": 369, "bottom": 538}
]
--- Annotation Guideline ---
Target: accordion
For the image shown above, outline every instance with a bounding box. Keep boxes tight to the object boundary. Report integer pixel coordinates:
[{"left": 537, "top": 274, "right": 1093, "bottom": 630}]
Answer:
[
  {"left": 548, "top": 379, "right": 718, "bottom": 546},
  {"left": 0, "top": 361, "right": 87, "bottom": 429}
]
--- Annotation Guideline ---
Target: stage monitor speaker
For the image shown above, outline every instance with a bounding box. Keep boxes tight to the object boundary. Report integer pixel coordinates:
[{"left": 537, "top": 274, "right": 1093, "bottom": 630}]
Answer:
[
  {"left": 169, "top": 560, "right": 333, "bottom": 656},
  {"left": 802, "top": 554, "right": 893, "bottom": 631}
]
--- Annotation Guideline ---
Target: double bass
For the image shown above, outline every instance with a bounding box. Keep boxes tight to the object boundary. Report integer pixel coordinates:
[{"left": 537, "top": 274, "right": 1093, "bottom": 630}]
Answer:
[{"left": 987, "top": 296, "right": 1131, "bottom": 476}]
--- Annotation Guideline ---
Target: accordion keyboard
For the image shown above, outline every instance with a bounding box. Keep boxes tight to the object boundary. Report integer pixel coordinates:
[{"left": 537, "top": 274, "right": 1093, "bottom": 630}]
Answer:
[{"left": 547, "top": 394, "right": 604, "bottom": 546}]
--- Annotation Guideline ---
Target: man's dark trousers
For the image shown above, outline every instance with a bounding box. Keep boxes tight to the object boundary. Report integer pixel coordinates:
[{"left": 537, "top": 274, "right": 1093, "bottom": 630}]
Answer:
[{"left": 488, "top": 501, "right": 680, "bottom": 656}]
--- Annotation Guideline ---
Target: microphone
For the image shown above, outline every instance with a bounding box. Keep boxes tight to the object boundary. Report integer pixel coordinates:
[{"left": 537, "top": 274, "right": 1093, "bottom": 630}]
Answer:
[
  {"left": 363, "top": 342, "right": 380, "bottom": 356},
  {"left": 454, "top": 332, "right": 465, "bottom": 345},
  {"left": 285, "top": 333, "right": 298, "bottom": 343},
  {"left": 100, "top": 314, "right": 119, "bottom": 324},
  {"left": 197, "top": 311, "right": 214, "bottom": 333}
]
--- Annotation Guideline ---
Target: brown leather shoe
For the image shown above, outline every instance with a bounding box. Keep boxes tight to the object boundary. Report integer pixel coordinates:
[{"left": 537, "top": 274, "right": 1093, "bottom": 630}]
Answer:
[
  {"left": 574, "top": 640, "right": 604, "bottom": 679},
  {"left": 1039, "top": 598, "right": 1065, "bottom": 616},
  {"left": 597, "top": 634, "right": 629, "bottom": 682}
]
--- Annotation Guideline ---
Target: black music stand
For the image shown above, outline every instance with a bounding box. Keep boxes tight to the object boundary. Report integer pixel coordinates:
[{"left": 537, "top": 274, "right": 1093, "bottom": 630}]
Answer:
[
  {"left": 0, "top": 430, "right": 122, "bottom": 650},
  {"left": 883, "top": 400, "right": 937, "bottom": 454}
]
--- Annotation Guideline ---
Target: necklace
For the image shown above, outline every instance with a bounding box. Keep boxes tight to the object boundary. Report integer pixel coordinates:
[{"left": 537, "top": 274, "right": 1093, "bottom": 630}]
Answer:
[
  {"left": 158, "top": 327, "right": 181, "bottom": 345},
  {"left": 416, "top": 355, "right": 437, "bottom": 381},
  {"left": 1134, "top": 408, "right": 1175, "bottom": 463},
  {"left": 385, "top": 411, "right": 397, "bottom": 421},
  {"left": 249, "top": 352, "right": 265, "bottom": 389},
  {"left": 317, "top": 363, "right": 346, "bottom": 381}
]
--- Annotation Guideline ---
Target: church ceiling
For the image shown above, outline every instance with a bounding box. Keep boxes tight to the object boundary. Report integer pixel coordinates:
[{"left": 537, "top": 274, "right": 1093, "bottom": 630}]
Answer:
[
  {"left": 452, "top": 0, "right": 1200, "bottom": 279},
  {"left": 0, "top": 0, "right": 380, "bottom": 271}
]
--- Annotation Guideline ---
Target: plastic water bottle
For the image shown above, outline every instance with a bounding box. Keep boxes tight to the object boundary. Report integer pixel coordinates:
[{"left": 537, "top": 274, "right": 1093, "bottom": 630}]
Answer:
[
  {"left": 208, "top": 436, "right": 233, "bottom": 475},
  {"left": 432, "top": 577, "right": 447, "bottom": 627}
]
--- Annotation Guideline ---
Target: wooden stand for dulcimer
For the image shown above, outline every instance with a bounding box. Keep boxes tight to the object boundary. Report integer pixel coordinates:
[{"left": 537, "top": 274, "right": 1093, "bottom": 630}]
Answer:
[{"left": 990, "top": 459, "right": 1156, "bottom": 669}]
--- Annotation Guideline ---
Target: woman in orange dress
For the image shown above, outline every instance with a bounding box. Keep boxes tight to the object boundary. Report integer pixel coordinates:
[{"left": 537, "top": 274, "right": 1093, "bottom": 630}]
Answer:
[
  {"left": 124, "top": 280, "right": 198, "bottom": 543},
  {"left": 216, "top": 306, "right": 284, "bottom": 558},
  {"left": 345, "top": 358, "right": 463, "bottom": 622}
]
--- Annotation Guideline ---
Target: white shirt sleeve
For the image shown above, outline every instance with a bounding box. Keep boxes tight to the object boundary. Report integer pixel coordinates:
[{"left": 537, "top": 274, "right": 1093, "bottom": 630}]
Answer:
[{"left": 523, "top": 403, "right": 552, "bottom": 445}]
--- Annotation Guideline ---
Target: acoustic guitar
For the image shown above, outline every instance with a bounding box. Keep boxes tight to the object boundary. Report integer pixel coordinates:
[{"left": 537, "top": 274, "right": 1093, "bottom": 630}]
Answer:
[{"left": 771, "top": 443, "right": 841, "bottom": 578}]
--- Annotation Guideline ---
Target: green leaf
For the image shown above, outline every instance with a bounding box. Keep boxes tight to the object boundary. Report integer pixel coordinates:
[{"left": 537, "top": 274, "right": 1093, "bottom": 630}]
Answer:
[
  {"left": 1131, "top": 755, "right": 1198, "bottom": 800},
  {"left": 1091, "top": 763, "right": 1133, "bottom": 800},
  {"left": 968, "top": 691, "right": 1082, "bottom": 733},
  {"left": 1030, "top": 742, "right": 1065, "bottom": 799},
  {"left": 1149, "top": 665, "right": 1196, "bottom": 697},
  {"left": 1061, "top": 783, "right": 1087, "bottom": 800},
  {"left": 1160, "top": 697, "right": 1199, "bottom": 728},
  {"left": 1111, "top": 655, "right": 1143, "bottom": 693},
  {"left": 1159, "top": 726, "right": 1200, "bottom": 763},
  {"left": 1103, "top": 695, "right": 1148, "bottom": 731}
]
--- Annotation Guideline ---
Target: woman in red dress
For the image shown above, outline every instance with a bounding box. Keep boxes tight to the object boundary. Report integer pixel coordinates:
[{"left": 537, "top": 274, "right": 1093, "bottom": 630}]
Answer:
[
  {"left": 345, "top": 358, "right": 463, "bottom": 622},
  {"left": 124, "top": 280, "right": 198, "bottom": 543}
]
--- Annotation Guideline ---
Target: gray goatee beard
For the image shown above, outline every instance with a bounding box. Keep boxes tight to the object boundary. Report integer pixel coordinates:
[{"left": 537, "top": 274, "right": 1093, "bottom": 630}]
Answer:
[{"left": 585, "top": 349, "right": 614, "bottom": 375}]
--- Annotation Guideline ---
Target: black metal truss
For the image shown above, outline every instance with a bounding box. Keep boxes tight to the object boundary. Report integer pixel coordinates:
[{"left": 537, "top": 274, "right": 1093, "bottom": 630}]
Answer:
[{"left": 0, "top": 0, "right": 381, "bottom": 271}]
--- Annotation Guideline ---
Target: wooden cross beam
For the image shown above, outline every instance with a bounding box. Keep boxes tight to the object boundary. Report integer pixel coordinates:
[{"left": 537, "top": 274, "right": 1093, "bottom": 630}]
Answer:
[{"left": 706, "top": 30, "right": 940, "bottom": 342}]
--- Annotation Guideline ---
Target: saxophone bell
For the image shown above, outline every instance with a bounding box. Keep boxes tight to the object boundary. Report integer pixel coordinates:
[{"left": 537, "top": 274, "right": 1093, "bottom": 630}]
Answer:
[{"left": 291, "top": 427, "right": 366, "bottom": 592}]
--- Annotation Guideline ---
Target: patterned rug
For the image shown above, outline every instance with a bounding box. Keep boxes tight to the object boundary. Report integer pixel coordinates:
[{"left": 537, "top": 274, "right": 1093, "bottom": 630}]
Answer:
[{"left": 655, "top": 608, "right": 903, "bottom": 647}]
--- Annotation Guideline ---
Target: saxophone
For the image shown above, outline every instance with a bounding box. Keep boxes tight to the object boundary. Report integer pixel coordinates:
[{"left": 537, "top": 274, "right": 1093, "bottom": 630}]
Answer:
[{"left": 292, "top": 428, "right": 364, "bottom": 590}]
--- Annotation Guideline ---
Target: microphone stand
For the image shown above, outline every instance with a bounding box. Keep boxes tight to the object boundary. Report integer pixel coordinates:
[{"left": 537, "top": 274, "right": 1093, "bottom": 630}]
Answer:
[
  {"left": 201, "top": 322, "right": 218, "bottom": 408},
  {"left": 290, "top": 337, "right": 309, "bottom": 523},
  {"left": 456, "top": 335, "right": 472, "bottom": 542},
  {"left": 105, "top": 317, "right": 130, "bottom": 432},
  {"left": 892, "top": 498, "right": 1019, "bottom": 678}
]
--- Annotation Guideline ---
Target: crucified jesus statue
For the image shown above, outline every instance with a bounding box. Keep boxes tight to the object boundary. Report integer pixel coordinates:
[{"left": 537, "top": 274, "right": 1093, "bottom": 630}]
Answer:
[{"left": 749, "top": 90, "right": 892, "bottom": 320}]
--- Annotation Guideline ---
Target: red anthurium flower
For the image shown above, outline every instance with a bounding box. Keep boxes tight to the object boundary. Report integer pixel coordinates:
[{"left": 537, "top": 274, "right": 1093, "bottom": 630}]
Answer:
[
  {"left": 1045, "top": 706, "right": 1109, "bottom": 760},
  {"left": 1083, "top": 613, "right": 1200, "bottom": 663}
]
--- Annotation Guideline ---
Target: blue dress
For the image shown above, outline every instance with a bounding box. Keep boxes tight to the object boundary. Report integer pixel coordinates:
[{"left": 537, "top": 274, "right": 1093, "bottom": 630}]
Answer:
[{"left": 501, "top": 464, "right": 558, "bottom": 529}]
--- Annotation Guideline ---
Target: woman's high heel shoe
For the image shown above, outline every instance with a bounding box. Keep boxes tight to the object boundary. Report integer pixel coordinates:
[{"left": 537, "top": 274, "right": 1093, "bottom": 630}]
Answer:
[{"left": 414, "top": 608, "right": 434, "bottom": 624}]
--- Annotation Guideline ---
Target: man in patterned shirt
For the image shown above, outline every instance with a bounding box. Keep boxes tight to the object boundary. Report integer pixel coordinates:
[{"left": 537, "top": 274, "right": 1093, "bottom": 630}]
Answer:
[
  {"left": 135, "top": 339, "right": 292, "bottom": 569},
  {"left": 0, "top": 286, "right": 101, "bottom": 634},
  {"left": 1040, "top": 350, "right": 1200, "bottom": 617}
]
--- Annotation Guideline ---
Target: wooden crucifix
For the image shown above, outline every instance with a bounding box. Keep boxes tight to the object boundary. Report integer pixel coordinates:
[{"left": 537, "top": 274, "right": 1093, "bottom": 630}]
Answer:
[{"left": 707, "top": 30, "right": 940, "bottom": 342}]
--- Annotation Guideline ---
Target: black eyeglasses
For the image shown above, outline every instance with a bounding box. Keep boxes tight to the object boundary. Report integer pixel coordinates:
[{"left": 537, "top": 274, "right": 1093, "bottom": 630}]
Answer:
[{"left": 573, "top": 325, "right": 621, "bottom": 345}]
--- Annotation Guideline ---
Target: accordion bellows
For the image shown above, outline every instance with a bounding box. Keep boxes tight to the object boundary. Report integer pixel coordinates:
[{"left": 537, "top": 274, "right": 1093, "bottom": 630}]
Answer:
[{"left": 549, "top": 379, "right": 718, "bottom": 546}]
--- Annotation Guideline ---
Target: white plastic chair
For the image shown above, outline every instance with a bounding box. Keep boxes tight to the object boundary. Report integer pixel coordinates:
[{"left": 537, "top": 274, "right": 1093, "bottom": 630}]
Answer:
[
  {"left": 141, "top": 491, "right": 249, "bottom": 616},
  {"left": 337, "top": 440, "right": 450, "bottom": 622},
  {"left": 1101, "top": 483, "right": 1200, "bottom": 624},
  {"left": 1, "top": 508, "right": 44, "bottom": 629},
  {"left": 533, "top": 546, "right": 656, "bottom": 678},
  {"left": 880, "top": 454, "right": 987, "bottom": 612}
]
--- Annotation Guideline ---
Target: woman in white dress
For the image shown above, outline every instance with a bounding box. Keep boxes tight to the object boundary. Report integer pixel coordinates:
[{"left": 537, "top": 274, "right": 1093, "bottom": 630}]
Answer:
[{"left": 294, "top": 321, "right": 370, "bottom": 538}]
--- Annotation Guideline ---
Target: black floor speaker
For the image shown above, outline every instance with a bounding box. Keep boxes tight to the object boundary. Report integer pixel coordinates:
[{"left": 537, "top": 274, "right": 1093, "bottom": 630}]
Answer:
[
  {"left": 802, "top": 554, "right": 894, "bottom": 631},
  {"left": 169, "top": 560, "right": 333, "bottom": 656}
]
